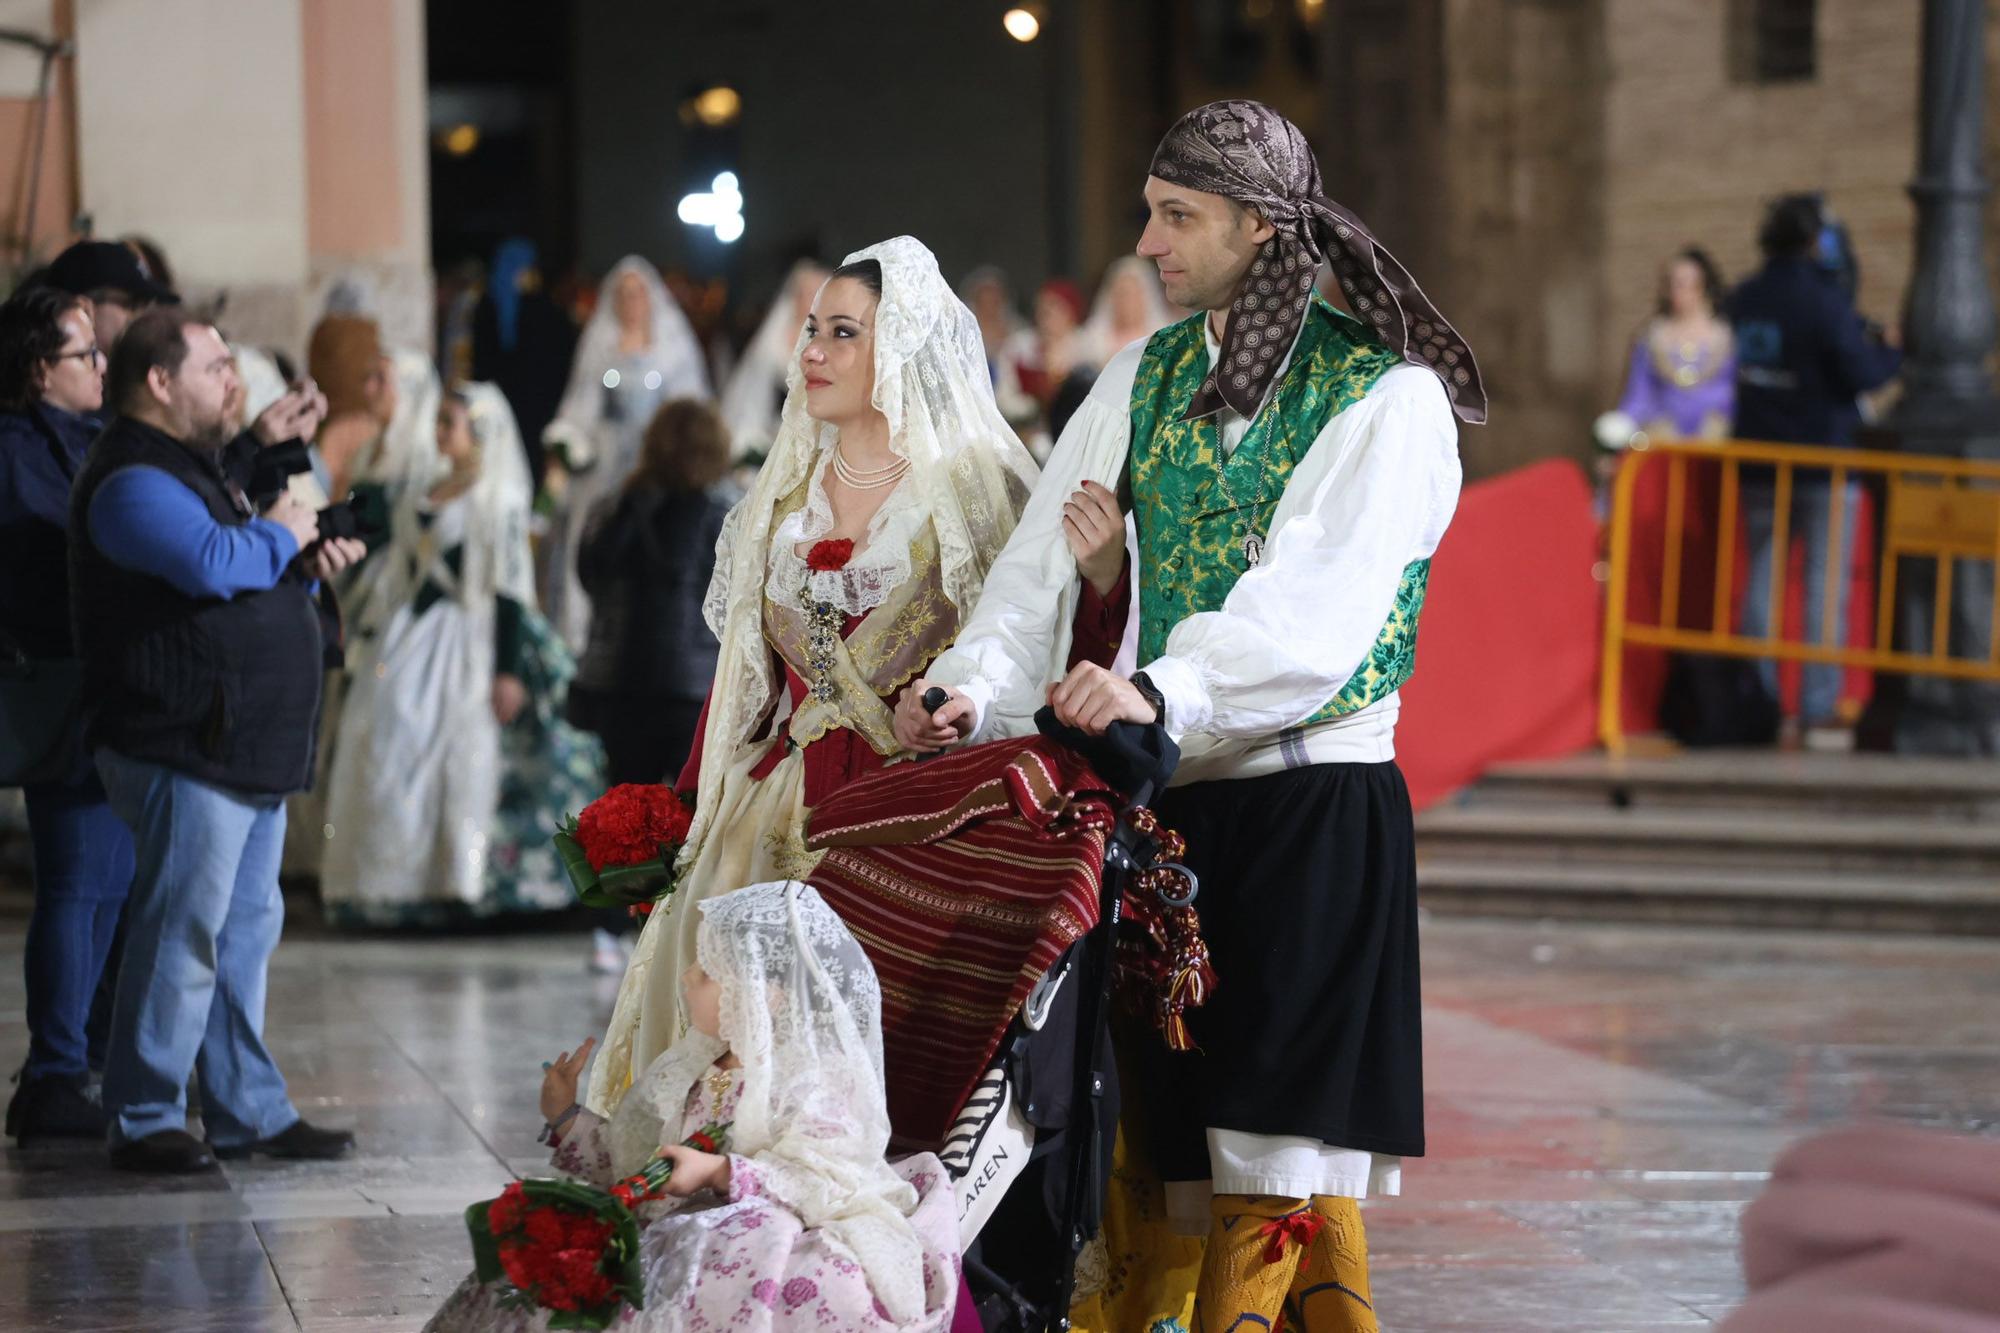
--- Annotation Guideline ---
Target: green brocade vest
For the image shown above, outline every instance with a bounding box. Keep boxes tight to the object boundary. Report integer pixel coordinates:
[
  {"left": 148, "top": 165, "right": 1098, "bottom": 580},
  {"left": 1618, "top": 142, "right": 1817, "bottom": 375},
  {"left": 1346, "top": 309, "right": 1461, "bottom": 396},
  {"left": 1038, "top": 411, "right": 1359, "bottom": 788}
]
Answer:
[{"left": 1128, "top": 300, "right": 1431, "bottom": 726}]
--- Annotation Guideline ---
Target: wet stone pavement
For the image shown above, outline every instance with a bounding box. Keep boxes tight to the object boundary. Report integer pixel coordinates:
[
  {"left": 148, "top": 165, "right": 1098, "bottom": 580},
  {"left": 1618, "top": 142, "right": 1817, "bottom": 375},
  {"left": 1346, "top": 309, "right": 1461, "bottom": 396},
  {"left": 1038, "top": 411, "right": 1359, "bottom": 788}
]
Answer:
[{"left": 2, "top": 915, "right": 1995, "bottom": 1331}]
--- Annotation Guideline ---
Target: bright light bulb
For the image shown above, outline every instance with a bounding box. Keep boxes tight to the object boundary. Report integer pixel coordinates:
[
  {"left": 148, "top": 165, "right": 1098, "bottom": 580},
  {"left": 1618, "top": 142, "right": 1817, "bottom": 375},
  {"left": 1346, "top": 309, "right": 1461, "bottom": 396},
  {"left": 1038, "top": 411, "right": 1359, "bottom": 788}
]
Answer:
[
  {"left": 678, "top": 172, "right": 747, "bottom": 244},
  {"left": 1003, "top": 7, "right": 1040, "bottom": 41},
  {"left": 689, "top": 85, "right": 741, "bottom": 127}
]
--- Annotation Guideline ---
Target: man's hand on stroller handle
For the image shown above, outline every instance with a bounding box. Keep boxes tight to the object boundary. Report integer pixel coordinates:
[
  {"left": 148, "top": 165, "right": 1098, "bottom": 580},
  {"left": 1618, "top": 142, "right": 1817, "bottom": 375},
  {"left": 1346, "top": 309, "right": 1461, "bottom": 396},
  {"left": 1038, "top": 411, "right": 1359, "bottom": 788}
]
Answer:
[
  {"left": 895, "top": 679, "right": 975, "bottom": 753},
  {"left": 1048, "top": 662, "right": 1159, "bottom": 735}
]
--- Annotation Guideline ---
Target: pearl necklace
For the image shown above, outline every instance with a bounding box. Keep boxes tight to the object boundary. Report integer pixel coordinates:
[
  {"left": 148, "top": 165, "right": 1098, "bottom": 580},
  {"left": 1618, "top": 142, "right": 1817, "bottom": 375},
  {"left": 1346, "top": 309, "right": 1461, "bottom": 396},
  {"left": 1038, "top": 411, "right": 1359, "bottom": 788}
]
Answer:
[{"left": 832, "top": 448, "right": 908, "bottom": 490}]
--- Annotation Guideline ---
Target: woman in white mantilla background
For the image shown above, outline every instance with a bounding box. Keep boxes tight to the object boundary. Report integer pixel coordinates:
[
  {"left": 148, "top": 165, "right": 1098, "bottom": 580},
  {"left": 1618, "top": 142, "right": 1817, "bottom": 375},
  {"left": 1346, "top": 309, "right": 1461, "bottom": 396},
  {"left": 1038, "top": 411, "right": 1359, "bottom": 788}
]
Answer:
[
  {"left": 719, "top": 258, "right": 829, "bottom": 465},
  {"left": 586, "top": 236, "right": 1055, "bottom": 1115},
  {"left": 541, "top": 257, "right": 713, "bottom": 649},
  {"left": 1079, "top": 254, "right": 1179, "bottom": 367},
  {"left": 320, "top": 383, "right": 603, "bottom": 927}
]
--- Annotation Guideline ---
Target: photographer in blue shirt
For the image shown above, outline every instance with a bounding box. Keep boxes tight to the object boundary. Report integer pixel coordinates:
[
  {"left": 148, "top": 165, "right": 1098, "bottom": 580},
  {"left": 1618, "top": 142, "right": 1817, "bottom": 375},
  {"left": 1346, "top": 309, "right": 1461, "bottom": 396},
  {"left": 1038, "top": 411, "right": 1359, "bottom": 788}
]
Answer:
[{"left": 69, "top": 308, "right": 364, "bottom": 1173}]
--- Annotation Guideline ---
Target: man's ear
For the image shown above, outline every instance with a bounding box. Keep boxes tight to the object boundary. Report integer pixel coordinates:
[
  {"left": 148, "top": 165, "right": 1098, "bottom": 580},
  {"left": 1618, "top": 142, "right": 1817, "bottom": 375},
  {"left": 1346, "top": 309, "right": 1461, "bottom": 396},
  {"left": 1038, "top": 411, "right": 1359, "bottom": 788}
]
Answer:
[
  {"left": 147, "top": 364, "right": 175, "bottom": 410},
  {"left": 1243, "top": 207, "right": 1277, "bottom": 247}
]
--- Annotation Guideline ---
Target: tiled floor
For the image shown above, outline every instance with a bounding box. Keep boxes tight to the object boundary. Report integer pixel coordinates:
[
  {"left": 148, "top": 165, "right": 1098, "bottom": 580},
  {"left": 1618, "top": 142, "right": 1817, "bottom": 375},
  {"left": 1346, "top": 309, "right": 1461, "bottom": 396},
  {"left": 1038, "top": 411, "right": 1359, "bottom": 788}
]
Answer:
[{"left": 2, "top": 914, "right": 1996, "bottom": 1331}]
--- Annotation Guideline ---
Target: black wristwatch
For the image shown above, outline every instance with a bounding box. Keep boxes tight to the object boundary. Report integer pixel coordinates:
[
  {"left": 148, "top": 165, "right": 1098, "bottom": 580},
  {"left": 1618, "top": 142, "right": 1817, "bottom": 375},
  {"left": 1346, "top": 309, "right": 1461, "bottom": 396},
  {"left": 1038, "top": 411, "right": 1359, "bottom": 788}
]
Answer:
[{"left": 1130, "top": 671, "right": 1166, "bottom": 723}]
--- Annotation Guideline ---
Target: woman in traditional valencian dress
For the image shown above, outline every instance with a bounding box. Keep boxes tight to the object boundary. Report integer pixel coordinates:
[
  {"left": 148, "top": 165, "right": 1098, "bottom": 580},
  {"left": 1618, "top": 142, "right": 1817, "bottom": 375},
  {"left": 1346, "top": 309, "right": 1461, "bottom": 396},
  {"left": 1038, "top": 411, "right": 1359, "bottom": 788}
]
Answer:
[
  {"left": 541, "top": 257, "right": 713, "bottom": 650},
  {"left": 587, "top": 236, "right": 1055, "bottom": 1114},
  {"left": 319, "top": 384, "right": 602, "bottom": 926}
]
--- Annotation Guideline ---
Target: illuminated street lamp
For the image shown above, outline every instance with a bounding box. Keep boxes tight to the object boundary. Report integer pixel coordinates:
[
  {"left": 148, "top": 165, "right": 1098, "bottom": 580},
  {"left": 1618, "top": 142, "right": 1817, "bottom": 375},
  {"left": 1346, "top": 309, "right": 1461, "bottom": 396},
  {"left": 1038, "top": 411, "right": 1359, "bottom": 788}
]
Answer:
[{"left": 678, "top": 172, "right": 745, "bottom": 245}]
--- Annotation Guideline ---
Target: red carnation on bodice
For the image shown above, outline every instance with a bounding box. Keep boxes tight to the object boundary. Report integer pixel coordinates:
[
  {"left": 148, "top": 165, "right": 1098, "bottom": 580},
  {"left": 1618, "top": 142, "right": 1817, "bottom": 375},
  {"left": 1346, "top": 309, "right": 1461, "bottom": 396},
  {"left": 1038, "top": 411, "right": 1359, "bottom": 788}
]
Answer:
[{"left": 806, "top": 539, "right": 855, "bottom": 572}]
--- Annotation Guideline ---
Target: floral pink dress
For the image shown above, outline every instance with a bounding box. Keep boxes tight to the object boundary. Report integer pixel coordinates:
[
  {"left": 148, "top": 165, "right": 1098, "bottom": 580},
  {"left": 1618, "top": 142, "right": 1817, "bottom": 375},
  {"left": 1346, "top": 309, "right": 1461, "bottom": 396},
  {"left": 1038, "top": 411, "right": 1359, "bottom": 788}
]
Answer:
[{"left": 426, "top": 1065, "right": 962, "bottom": 1331}]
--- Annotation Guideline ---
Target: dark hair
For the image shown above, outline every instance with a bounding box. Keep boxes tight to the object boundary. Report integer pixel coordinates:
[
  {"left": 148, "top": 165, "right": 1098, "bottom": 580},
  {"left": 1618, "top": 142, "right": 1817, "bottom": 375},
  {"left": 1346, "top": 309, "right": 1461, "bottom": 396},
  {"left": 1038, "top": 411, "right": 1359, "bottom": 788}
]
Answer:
[
  {"left": 1657, "top": 247, "right": 1728, "bottom": 317},
  {"left": 631, "top": 397, "right": 732, "bottom": 495},
  {"left": 828, "top": 258, "right": 883, "bottom": 297},
  {"left": 1760, "top": 194, "right": 1824, "bottom": 259},
  {"left": 105, "top": 307, "right": 200, "bottom": 416},
  {"left": 0, "top": 286, "right": 86, "bottom": 411}
]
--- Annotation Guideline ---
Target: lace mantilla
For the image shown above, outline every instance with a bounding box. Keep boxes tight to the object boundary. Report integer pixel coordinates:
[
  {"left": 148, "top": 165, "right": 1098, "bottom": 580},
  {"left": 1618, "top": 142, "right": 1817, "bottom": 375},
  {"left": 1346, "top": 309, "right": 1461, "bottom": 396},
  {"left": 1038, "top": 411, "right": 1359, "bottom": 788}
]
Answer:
[{"left": 682, "top": 235, "right": 1036, "bottom": 875}]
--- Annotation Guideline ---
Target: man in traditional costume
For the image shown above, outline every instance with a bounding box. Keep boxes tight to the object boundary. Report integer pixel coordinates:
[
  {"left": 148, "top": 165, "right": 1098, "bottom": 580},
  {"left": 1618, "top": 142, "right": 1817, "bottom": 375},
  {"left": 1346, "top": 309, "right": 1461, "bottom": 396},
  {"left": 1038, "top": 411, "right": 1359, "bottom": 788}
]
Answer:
[{"left": 896, "top": 100, "right": 1485, "bottom": 1331}]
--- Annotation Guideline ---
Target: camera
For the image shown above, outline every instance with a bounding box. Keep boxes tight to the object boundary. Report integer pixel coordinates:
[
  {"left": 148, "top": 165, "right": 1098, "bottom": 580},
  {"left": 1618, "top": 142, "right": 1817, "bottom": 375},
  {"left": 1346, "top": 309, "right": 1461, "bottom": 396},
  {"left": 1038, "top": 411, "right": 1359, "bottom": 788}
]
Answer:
[
  {"left": 312, "top": 491, "right": 389, "bottom": 550},
  {"left": 245, "top": 438, "right": 312, "bottom": 508}
]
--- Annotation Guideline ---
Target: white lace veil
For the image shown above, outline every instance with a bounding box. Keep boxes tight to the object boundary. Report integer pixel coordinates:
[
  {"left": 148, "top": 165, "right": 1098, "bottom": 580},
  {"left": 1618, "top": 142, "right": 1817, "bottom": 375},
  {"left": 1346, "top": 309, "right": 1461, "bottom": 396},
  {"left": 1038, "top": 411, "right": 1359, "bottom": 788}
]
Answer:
[
  {"left": 544, "top": 255, "right": 712, "bottom": 466},
  {"left": 361, "top": 348, "right": 446, "bottom": 493},
  {"left": 1080, "top": 255, "right": 1178, "bottom": 363},
  {"left": 718, "top": 260, "right": 826, "bottom": 460},
  {"left": 334, "top": 349, "right": 445, "bottom": 643},
  {"left": 680, "top": 235, "right": 1038, "bottom": 864},
  {"left": 615, "top": 881, "right": 930, "bottom": 1321},
  {"left": 456, "top": 381, "right": 539, "bottom": 612},
  {"left": 345, "top": 379, "right": 536, "bottom": 650},
  {"left": 703, "top": 881, "right": 927, "bottom": 1317}
]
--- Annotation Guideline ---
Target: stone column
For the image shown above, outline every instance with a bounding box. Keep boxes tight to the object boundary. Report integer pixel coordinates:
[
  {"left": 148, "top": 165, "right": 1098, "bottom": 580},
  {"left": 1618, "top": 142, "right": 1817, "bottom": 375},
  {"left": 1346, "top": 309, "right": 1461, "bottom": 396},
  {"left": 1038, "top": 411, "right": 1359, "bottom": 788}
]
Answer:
[{"left": 70, "top": 0, "right": 430, "bottom": 357}]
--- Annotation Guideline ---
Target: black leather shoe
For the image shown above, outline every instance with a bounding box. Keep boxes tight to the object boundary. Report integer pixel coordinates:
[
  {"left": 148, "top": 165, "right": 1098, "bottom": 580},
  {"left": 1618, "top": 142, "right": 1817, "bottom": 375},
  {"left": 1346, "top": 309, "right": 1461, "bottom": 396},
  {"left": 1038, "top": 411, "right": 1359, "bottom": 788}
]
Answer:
[
  {"left": 109, "top": 1129, "right": 218, "bottom": 1174},
  {"left": 7, "top": 1075, "right": 109, "bottom": 1142},
  {"left": 211, "top": 1119, "right": 356, "bottom": 1161}
]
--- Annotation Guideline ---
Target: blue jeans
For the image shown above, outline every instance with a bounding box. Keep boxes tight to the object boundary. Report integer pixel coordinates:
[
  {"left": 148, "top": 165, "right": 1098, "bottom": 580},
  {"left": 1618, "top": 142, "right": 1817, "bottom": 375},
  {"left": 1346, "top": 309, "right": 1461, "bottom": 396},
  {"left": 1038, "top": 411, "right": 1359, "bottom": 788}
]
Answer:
[
  {"left": 94, "top": 749, "right": 298, "bottom": 1147},
  {"left": 21, "top": 772, "right": 134, "bottom": 1082},
  {"left": 1739, "top": 478, "right": 1862, "bottom": 724}
]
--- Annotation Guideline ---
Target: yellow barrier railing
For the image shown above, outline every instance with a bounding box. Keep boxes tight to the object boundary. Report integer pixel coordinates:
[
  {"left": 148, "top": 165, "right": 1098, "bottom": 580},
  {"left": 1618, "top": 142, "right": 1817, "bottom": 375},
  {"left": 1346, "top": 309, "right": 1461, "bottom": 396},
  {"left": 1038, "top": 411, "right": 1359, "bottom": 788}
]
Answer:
[{"left": 1599, "top": 438, "right": 2000, "bottom": 753}]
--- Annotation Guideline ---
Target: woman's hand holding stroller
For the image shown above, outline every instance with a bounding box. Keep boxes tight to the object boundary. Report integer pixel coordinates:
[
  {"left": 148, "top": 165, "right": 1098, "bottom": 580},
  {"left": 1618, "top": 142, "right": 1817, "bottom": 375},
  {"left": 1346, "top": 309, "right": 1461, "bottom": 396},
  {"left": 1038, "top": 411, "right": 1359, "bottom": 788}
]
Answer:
[{"left": 893, "top": 679, "right": 975, "bottom": 753}]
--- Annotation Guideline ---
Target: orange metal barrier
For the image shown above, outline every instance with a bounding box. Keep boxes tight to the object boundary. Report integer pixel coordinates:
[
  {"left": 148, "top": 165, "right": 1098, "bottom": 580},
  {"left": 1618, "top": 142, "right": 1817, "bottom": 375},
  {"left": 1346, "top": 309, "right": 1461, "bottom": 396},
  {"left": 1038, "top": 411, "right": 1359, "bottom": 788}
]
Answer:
[{"left": 1599, "top": 438, "right": 2000, "bottom": 752}]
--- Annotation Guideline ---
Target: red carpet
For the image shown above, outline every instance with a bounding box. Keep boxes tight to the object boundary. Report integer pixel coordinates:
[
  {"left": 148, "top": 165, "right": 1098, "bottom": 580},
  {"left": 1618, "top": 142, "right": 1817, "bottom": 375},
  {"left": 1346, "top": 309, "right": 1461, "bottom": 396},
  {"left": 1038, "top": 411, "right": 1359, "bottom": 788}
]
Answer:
[{"left": 1397, "top": 453, "right": 1877, "bottom": 811}]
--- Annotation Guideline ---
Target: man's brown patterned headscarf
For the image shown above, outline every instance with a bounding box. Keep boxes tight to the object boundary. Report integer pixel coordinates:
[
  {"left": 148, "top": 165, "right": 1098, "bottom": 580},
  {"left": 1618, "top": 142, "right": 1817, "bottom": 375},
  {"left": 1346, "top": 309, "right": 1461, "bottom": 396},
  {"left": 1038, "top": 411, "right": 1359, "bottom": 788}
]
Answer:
[{"left": 1150, "top": 99, "right": 1486, "bottom": 426}]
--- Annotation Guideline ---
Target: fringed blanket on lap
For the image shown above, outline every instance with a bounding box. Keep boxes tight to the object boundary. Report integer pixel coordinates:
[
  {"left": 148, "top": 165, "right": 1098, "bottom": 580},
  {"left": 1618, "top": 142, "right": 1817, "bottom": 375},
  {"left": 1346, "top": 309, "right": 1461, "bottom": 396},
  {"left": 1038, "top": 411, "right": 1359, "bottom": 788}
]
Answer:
[{"left": 805, "top": 737, "right": 1117, "bottom": 1150}]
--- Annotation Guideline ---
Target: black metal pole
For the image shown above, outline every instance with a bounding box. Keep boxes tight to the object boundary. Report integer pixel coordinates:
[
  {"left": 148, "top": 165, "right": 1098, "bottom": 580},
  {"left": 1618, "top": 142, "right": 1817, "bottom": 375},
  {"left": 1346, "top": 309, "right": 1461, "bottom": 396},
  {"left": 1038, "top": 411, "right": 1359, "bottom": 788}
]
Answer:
[{"left": 1866, "top": 0, "right": 2000, "bottom": 755}]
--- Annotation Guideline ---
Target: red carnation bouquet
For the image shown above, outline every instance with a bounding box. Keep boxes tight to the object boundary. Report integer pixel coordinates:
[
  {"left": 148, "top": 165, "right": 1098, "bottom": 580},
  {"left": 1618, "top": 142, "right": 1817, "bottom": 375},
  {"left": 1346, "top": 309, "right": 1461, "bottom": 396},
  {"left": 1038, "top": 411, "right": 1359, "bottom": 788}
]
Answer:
[
  {"left": 465, "top": 1122, "right": 728, "bottom": 1329},
  {"left": 552, "top": 784, "right": 695, "bottom": 914}
]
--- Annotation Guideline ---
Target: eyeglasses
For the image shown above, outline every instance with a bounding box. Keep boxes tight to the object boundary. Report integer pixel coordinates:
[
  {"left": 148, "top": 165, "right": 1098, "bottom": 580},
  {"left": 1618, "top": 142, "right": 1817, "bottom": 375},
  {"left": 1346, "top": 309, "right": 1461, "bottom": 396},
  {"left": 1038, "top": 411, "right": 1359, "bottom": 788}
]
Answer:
[{"left": 50, "top": 345, "right": 104, "bottom": 366}]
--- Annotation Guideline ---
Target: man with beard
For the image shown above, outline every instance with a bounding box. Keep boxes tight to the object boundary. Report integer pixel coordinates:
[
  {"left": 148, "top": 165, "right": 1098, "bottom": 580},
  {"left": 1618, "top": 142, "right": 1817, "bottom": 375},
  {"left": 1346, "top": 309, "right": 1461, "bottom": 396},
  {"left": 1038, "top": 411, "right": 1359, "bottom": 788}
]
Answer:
[
  {"left": 69, "top": 309, "right": 364, "bottom": 1174},
  {"left": 898, "top": 101, "right": 1485, "bottom": 1330}
]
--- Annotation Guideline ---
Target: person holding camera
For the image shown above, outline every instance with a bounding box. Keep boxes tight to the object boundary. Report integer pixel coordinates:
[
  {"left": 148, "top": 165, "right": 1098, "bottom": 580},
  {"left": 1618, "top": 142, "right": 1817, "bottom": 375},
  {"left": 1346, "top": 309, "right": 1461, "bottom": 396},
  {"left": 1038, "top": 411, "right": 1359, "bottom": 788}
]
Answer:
[
  {"left": 69, "top": 308, "right": 363, "bottom": 1173},
  {"left": 0, "top": 287, "right": 132, "bottom": 1142}
]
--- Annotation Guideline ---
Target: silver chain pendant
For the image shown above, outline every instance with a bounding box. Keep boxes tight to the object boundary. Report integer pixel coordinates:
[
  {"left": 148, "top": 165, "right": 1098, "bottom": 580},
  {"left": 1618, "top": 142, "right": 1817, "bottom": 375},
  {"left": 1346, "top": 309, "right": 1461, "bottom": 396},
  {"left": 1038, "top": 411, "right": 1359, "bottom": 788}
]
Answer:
[{"left": 1241, "top": 529, "right": 1264, "bottom": 568}]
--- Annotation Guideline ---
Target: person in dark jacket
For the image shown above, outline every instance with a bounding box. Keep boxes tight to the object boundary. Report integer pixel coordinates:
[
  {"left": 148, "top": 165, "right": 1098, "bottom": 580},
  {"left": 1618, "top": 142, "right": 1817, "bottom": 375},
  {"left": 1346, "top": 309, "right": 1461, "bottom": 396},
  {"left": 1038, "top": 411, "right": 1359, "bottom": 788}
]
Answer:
[
  {"left": 1732, "top": 194, "right": 1903, "bottom": 739},
  {"left": 566, "top": 396, "right": 735, "bottom": 786},
  {"left": 0, "top": 287, "right": 133, "bottom": 1141},
  {"left": 471, "top": 238, "right": 577, "bottom": 484},
  {"left": 70, "top": 309, "right": 365, "bottom": 1174}
]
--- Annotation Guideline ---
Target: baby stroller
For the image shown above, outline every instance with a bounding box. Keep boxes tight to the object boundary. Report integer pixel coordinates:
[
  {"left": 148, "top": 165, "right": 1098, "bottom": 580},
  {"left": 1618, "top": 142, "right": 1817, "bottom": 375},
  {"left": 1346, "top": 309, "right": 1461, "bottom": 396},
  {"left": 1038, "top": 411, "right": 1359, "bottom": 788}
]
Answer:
[{"left": 802, "top": 707, "right": 1206, "bottom": 1332}]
